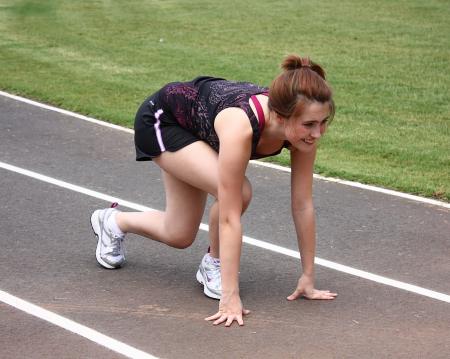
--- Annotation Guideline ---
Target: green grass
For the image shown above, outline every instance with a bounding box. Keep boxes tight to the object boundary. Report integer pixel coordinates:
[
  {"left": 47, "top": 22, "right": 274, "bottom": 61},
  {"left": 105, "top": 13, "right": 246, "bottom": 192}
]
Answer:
[{"left": 0, "top": 0, "right": 449, "bottom": 201}]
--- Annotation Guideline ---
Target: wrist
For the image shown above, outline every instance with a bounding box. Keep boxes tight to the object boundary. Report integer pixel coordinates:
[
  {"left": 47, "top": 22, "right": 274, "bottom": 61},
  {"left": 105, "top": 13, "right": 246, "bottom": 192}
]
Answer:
[
  {"left": 301, "top": 262, "right": 315, "bottom": 277},
  {"left": 222, "top": 287, "right": 239, "bottom": 295},
  {"left": 301, "top": 271, "right": 314, "bottom": 278}
]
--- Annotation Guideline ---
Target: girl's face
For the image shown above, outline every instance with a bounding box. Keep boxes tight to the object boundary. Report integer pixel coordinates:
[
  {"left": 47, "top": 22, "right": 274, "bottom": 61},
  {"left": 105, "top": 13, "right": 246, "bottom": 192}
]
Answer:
[{"left": 282, "top": 101, "right": 331, "bottom": 152}]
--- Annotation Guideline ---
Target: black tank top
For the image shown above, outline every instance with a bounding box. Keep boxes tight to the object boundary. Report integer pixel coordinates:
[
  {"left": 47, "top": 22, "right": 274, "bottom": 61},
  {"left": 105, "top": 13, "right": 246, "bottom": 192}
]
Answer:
[{"left": 157, "top": 76, "right": 285, "bottom": 159}]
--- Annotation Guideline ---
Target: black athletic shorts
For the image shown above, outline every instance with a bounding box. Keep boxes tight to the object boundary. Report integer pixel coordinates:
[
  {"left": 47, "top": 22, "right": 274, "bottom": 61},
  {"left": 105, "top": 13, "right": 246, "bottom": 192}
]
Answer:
[{"left": 134, "top": 92, "right": 200, "bottom": 161}]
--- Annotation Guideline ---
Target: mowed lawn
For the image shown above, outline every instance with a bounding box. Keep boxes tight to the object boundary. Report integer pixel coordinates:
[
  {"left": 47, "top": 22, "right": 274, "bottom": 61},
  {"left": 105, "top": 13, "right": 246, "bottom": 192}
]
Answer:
[{"left": 0, "top": 0, "right": 449, "bottom": 200}]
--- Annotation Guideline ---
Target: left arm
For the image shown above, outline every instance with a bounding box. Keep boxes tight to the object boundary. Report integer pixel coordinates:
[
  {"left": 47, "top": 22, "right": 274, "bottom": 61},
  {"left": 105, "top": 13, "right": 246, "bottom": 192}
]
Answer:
[{"left": 287, "top": 146, "right": 337, "bottom": 301}]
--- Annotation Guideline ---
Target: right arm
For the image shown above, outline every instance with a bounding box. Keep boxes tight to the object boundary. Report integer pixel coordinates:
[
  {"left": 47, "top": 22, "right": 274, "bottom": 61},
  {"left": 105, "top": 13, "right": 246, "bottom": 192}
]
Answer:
[{"left": 205, "top": 107, "right": 253, "bottom": 326}]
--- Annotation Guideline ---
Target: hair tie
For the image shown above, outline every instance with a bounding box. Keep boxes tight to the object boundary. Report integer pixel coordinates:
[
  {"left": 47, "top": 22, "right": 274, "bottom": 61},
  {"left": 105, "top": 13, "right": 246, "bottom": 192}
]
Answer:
[{"left": 300, "top": 57, "right": 312, "bottom": 68}]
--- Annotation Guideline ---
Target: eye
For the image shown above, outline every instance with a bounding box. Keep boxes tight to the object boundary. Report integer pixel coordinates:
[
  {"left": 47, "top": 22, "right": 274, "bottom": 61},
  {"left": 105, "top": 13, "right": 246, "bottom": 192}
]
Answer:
[{"left": 303, "top": 122, "right": 314, "bottom": 128}]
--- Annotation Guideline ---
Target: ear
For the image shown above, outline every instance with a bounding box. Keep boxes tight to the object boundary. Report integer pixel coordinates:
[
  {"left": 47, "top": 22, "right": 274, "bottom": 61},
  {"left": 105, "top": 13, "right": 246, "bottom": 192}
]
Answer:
[{"left": 275, "top": 113, "right": 286, "bottom": 124}]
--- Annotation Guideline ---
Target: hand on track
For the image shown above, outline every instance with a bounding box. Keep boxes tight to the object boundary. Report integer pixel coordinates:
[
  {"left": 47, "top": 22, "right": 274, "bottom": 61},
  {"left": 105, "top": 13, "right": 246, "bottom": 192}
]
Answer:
[
  {"left": 205, "top": 293, "right": 250, "bottom": 327},
  {"left": 287, "top": 274, "right": 338, "bottom": 301}
]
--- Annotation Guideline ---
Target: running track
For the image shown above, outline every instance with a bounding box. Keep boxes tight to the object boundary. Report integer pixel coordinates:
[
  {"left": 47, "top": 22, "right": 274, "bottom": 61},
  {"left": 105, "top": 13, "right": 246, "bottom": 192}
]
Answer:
[{"left": 1, "top": 92, "right": 449, "bottom": 358}]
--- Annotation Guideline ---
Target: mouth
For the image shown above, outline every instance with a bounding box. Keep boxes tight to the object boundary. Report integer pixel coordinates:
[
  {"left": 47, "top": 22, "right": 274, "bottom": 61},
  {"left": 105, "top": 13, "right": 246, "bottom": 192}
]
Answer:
[{"left": 302, "top": 139, "right": 315, "bottom": 145}]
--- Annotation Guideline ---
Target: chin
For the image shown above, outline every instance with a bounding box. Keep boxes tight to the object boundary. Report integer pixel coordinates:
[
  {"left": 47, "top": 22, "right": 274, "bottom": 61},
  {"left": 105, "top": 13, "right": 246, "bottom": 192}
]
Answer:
[{"left": 294, "top": 142, "right": 316, "bottom": 153}]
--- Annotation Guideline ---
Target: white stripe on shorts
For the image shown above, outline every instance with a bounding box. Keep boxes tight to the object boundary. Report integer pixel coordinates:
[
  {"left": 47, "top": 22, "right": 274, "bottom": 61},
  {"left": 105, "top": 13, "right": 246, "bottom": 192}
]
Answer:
[{"left": 154, "top": 109, "right": 166, "bottom": 152}]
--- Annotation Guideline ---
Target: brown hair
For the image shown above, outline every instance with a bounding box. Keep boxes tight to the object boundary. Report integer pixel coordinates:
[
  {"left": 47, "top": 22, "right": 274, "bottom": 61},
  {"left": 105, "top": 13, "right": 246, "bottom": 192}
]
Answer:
[{"left": 268, "top": 54, "right": 335, "bottom": 121}]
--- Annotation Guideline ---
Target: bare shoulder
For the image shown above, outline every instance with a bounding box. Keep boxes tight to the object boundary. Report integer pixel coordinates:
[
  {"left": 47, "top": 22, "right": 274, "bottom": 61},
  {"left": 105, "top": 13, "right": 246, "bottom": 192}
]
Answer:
[
  {"left": 214, "top": 107, "right": 253, "bottom": 139},
  {"left": 214, "top": 107, "right": 253, "bottom": 164}
]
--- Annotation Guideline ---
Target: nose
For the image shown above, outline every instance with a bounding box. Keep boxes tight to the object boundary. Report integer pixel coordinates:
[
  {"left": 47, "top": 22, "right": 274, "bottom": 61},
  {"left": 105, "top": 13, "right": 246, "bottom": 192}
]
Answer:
[{"left": 311, "top": 124, "right": 322, "bottom": 139}]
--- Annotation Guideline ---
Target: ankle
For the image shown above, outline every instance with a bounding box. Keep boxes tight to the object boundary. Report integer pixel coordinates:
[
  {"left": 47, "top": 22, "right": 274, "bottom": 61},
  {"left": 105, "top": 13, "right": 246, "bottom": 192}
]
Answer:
[
  {"left": 107, "top": 211, "right": 126, "bottom": 237},
  {"left": 208, "top": 249, "right": 219, "bottom": 259},
  {"left": 206, "top": 253, "right": 220, "bottom": 265}
]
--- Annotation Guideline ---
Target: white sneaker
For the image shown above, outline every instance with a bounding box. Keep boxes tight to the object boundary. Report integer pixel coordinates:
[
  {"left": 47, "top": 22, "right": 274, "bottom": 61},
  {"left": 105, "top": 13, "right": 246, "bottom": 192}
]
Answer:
[
  {"left": 196, "top": 253, "right": 221, "bottom": 299},
  {"left": 90, "top": 207, "right": 125, "bottom": 269}
]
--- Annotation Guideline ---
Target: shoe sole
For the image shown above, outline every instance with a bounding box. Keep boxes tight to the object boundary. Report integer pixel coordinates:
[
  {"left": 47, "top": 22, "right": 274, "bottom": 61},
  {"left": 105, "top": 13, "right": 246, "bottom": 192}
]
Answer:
[
  {"left": 196, "top": 269, "right": 221, "bottom": 300},
  {"left": 90, "top": 210, "right": 120, "bottom": 269}
]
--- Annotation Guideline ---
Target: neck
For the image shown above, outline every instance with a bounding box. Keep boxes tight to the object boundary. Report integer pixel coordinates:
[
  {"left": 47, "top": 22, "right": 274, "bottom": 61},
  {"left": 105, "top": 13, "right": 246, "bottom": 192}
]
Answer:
[
  {"left": 263, "top": 109, "right": 285, "bottom": 141},
  {"left": 252, "top": 95, "right": 285, "bottom": 141}
]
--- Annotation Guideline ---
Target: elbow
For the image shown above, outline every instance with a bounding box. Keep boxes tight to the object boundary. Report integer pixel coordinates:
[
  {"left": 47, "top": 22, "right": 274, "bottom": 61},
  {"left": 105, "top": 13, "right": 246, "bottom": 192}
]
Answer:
[
  {"left": 219, "top": 210, "right": 242, "bottom": 237},
  {"left": 220, "top": 212, "right": 241, "bottom": 227},
  {"left": 292, "top": 199, "right": 315, "bottom": 214}
]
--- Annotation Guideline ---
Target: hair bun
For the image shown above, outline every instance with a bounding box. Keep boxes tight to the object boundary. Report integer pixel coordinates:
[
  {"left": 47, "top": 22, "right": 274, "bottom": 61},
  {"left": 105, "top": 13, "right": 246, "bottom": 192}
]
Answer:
[
  {"left": 281, "top": 54, "right": 326, "bottom": 79},
  {"left": 281, "top": 54, "right": 311, "bottom": 71},
  {"left": 281, "top": 54, "right": 302, "bottom": 71}
]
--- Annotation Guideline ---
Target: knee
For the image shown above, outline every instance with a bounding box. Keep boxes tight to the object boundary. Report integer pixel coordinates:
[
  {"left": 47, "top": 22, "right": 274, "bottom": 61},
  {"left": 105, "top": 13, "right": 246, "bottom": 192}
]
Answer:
[
  {"left": 211, "top": 177, "right": 252, "bottom": 211},
  {"left": 170, "top": 240, "right": 194, "bottom": 249},
  {"left": 242, "top": 178, "right": 253, "bottom": 211},
  {"left": 165, "top": 227, "right": 197, "bottom": 249}
]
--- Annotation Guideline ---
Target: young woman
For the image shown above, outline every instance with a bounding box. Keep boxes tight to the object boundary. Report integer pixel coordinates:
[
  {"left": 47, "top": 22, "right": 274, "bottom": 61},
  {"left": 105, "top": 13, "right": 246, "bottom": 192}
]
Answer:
[{"left": 90, "top": 54, "right": 338, "bottom": 327}]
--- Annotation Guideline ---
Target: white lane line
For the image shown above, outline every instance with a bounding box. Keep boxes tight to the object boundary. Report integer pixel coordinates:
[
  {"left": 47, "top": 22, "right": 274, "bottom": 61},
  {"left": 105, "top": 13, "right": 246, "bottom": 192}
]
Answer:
[
  {"left": 1, "top": 90, "right": 448, "bottom": 209},
  {"left": 0, "top": 90, "right": 134, "bottom": 134},
  {"left": 250, "top": 161, "right": 450, "bottom": 209},
  {"left": 0, "top": 290, "right": 158, "bottom": 359},
  {"left": 1, "top": 160, "right": 449, "bottom": 304}
]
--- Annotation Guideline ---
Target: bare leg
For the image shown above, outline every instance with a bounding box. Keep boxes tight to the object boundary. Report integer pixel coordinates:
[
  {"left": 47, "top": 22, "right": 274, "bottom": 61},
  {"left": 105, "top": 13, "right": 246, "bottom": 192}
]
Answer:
[
  {"left": 116, "top": 170, "right": 207, "bottom": 248},
  {"left": 116, "top": 141, "right": 252, "bottom": 251},
  {"left": 116, "top": 141, "right": 219, "bottom": 249},
  {"left": 208, "top": 200, "right": 219, "bottom": 257}
]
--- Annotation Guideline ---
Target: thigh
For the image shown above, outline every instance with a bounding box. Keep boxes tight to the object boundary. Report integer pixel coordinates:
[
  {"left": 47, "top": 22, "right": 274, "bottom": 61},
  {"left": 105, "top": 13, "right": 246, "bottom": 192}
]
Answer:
[
  {"left": 161, "top": 169, "right": 207, "bottom": 241},
  {"left": 154, "top": 141, "right": 220, "bottom": 197}
]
